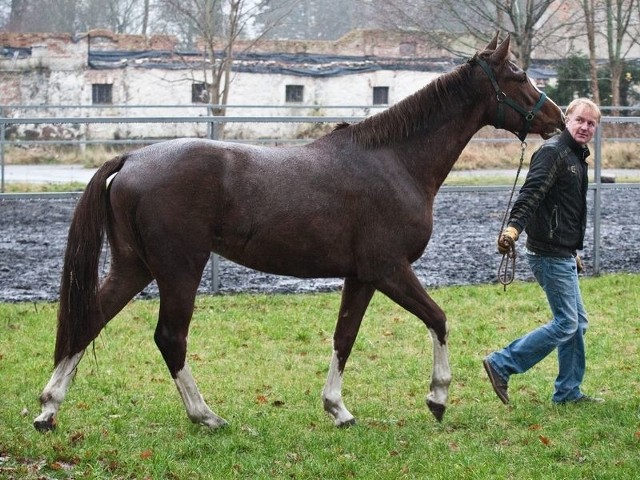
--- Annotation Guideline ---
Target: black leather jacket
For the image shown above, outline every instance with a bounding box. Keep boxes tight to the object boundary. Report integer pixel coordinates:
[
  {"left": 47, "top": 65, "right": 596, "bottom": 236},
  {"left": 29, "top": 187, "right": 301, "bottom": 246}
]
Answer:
[{"left": 508, "top": 129, "right": 590, "bottom": 257}]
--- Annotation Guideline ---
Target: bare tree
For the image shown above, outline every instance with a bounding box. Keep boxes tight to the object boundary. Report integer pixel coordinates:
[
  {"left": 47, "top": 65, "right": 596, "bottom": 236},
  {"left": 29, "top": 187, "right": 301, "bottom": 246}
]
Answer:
[
  {"left": 581, "top": 0, "right": 601, "bottom": 104},
  {"left": 603, "top": 0, "right": 639, "bottom": 110},
  {"left": 364, "top": 0, "right": 581, "bottom": 69},
  {"left": 142, "top": 0, "right": 149, "bottom": 34},
  {"left": 156, "top": 0, "right": 298, "bottom": 118},
  {"left": 5, "top": 0, "right": 28, "bottom": 31},
  {"left": 578, "top": 0, "right": 640, "bottom": 109},
  {"left": 0, "top": 0, "right": 149, "bottom": 33},
  {"left": 77, "top": 0, "right": 147, "bottom": 34},
  {"left": 3, "top": 0, "right": 77, "bottom": 32}
]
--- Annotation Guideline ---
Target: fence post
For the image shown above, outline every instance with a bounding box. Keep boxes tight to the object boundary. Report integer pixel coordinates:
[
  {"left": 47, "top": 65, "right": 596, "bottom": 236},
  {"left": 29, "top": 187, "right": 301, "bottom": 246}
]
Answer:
[
  {"left": 592, "top": 125, "right": 603, "bottom": 276},
  {"left": 207, "top": 104, "right": 221, "bottom": 294},
  {"left": 1, "top": 115, "right": 5, "bottom": 193}
]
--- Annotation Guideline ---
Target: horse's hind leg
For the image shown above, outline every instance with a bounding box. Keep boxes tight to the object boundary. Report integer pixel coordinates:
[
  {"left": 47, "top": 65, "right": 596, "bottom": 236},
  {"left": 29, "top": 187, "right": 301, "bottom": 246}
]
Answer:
[
  {"left": 374, "top": 264, "right": 451, "bottom": 422},
  {"left": 34, "top": 254, "right": 152, "bottom": 431},
  {"left": 322, "top": 278, "right": 375, "bottom": 427},
  {"left": 152, "top": 260, "right": 227, "bottom": 430}
]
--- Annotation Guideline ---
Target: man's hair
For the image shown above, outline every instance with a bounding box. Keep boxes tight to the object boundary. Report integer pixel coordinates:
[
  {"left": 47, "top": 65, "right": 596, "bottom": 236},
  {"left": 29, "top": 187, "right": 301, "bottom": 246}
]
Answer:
[{"left": 566, "top": 98, "right": 602, "bottom": 123}]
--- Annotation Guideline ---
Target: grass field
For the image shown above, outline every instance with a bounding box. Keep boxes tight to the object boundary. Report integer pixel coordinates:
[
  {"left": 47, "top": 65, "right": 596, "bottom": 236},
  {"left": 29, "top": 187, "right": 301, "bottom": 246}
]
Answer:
[{"left": 1, "top": 274, "right": 639, "bottom": 479}]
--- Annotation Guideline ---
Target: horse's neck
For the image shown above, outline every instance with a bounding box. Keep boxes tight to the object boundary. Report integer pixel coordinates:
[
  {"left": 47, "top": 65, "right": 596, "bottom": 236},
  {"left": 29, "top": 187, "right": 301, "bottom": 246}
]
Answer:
[{"left": 403, "top": 109, "right": 485, "bottom": 190}]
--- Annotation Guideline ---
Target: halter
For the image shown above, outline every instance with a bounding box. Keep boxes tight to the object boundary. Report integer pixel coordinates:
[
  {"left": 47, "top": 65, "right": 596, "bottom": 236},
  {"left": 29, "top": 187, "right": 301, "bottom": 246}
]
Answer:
[{"left": 471, "top": 56, "right": 547, "bottom": 142}]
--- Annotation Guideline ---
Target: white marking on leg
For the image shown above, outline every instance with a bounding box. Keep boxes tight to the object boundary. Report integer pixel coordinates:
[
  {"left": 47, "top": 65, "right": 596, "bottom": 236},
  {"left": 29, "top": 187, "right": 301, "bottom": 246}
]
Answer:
[
  {"left": 426, "top": 329, "right": 451, "bottom": 407},
  {"left": 34, "top": 350, "right": 85, "bottom": 430},
  {"left": 174, "top": 363, "right": 227, "bottom": 429},
  {"left": 321, "top": 350, "right": 355, "bottom": 426}
]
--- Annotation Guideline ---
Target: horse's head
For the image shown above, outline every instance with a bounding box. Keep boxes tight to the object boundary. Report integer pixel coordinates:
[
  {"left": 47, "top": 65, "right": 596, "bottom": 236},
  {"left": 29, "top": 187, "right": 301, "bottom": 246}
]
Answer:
[{"left": 471, "top": 33, "right": 565, "bottom": 141}]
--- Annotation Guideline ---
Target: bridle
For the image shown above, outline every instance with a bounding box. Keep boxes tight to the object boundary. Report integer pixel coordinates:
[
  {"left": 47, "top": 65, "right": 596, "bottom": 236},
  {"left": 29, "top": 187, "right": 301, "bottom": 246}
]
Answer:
[
  {"left": 471, "top": 56, "right": 548, "bottom": 142},
  {"left": 470, "top": 55, "right": 548, "bottom": 289}
]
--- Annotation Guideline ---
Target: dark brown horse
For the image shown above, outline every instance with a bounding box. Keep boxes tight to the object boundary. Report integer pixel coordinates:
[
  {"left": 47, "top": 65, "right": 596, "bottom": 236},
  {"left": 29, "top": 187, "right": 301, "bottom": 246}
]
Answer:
[{"left": 34, "top": 34, "right": 564, "bottom": 431}]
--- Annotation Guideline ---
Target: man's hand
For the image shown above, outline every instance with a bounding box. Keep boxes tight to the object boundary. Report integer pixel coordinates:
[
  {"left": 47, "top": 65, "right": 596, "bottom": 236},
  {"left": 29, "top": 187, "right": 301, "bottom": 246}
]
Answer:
[
  {"left": 575, "top": 254, "right": 584, "bottom": 274},
  {"left": 498, "top": 226, "right": 519, "bottom": 255}
]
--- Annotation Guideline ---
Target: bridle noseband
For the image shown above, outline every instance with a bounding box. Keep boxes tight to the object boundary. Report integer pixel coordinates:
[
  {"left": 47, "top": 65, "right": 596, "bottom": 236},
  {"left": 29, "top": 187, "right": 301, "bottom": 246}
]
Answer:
[{"left": 471, "top": 56, "right": 547, "bottom": 142}]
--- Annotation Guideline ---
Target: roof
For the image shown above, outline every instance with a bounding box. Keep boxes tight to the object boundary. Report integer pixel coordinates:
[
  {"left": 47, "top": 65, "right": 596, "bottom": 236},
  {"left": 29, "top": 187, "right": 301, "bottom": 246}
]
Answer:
[{"left": 87, "top": 49, "right": 461, "bottom": 76}]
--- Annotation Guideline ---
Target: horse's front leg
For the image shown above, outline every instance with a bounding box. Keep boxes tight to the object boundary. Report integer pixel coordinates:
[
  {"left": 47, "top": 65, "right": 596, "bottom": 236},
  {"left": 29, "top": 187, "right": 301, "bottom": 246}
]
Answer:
[
  {"left": 375, "top": 265, "right": 451, "bottom": 422},
  {"left": 322, "top": 278, "right": 375, "bottom": 427},
  {"left": 34, "top": 350, "right": 85, "bottom": 431}
]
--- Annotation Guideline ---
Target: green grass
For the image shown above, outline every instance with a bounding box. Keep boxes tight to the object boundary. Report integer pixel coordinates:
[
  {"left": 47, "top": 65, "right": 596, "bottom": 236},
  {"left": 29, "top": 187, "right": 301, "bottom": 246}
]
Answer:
[{"left": 1, "top": 274, "right": 639, "bottom": 479}]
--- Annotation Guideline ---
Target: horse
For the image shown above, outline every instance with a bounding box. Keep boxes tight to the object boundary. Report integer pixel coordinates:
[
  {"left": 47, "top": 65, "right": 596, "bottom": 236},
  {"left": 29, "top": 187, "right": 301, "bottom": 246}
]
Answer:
[{"left": 34, "top": 34, "right": 564, "bottom": 432}]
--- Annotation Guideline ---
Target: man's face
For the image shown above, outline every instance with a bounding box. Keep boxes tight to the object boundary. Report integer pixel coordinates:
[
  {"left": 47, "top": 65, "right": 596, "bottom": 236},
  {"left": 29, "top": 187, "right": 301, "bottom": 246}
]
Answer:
[{"left": 566, "top": 105, "right": 599, "bottom": 145}]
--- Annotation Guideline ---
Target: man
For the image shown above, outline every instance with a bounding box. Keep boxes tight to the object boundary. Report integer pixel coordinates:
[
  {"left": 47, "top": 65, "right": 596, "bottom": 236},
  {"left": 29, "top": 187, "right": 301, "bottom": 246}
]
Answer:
[{"left": 484, "top": 98, "right": 603, "bottom": 405}]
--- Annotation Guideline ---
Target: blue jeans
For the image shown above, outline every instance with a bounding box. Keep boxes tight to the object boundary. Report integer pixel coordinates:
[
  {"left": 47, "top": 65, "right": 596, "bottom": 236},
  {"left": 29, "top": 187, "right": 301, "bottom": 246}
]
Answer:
[{"left": 486, "top": 252, "right": 589, "bottom": 403}]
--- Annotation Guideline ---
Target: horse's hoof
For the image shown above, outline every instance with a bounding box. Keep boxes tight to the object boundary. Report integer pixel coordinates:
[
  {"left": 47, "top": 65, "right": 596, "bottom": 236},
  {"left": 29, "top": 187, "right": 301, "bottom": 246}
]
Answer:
[
  {"left": 33, "top": 415, "right": 57, "bottom": 432},
  {"left": 198, "top": 415, "right": 228, "bottom": 430},
  {"left": 426, "top": 400, "right": 446, "bottom": 422},
  {"left": 337, "top": 417, "right": 357, "bottom": 428}
]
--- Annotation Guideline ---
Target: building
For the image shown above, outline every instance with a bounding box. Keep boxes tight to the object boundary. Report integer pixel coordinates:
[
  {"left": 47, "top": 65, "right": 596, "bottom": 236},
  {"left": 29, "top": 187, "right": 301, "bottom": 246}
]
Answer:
[{"left": 0, "top": 29, "right": 554, "bottom": 141}]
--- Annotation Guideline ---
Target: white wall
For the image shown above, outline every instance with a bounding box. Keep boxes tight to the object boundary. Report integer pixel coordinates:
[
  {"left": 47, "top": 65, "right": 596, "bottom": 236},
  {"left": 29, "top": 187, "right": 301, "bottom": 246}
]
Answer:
[{"left": 2, "top": 60, "right": 447, "bottom": 141}]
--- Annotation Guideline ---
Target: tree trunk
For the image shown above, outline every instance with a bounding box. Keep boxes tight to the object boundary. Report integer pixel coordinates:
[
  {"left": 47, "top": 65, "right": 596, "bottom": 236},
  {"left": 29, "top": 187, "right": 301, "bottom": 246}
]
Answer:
[
  {"left": 8, "top": 0, "right": 27, "bottom": 31},
  {"left": 582, "top": 0, "right": 600, "bottom": 104},
  {"left": 142, "top": 0, "right": 150, "bottom": 35}
]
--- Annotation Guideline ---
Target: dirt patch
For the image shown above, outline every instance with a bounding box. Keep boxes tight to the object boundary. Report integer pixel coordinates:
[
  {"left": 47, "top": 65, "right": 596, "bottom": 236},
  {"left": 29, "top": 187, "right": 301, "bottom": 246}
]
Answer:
[{"left": 1, "top": 188, "right": 639, "bottom": 302}]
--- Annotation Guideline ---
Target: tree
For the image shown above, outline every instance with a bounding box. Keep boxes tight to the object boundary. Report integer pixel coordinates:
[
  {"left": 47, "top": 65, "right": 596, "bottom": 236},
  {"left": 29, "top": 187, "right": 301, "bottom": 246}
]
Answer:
[
  {"left": 76, "top": 0, "right": 147, "bottom": 34},
  {"left": 363, "top": 0, "right": 581, "bottom": 69},
  {"left": 3, "top": 0, "right": 77, "bottom": 32},
  {"left": 603, "top": 0, "right": 638, "bottom": 111},
  {"left": 0, "top": 0, "right": 150, "bottom": 34},
  {"left": 5, "top": 0, "right": 26, "bottom": 31},
  {"left": 545, "top": 54, "right": 591, "bottom": 105},
  {"left": 581, "top": 0, "right": 601, "bottom": 104},
  {"left": 155, "top": 0, "right": 298, "bottom": 119},
  {"left": 578, "top": 0, "right": 640, "bottom": 110}
]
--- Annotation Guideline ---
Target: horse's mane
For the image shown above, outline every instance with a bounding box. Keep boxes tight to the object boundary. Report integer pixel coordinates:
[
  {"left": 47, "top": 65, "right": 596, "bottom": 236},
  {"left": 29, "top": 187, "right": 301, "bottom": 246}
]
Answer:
[{"left": 341, "top": 61, "right": 475, "bottom": 149}]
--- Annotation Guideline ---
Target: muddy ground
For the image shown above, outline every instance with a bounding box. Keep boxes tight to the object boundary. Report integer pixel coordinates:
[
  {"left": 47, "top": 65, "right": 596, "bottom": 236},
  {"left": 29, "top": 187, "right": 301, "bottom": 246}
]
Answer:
[{"left": 1, "top": 188, "right": 639, "bottom": 302}]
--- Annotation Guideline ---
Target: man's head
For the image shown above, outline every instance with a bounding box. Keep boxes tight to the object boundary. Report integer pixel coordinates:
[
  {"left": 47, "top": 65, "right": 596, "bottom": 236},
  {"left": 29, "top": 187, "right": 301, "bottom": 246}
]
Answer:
[{"left": 565, "top": 98, "right": 601, "bottom": 146}]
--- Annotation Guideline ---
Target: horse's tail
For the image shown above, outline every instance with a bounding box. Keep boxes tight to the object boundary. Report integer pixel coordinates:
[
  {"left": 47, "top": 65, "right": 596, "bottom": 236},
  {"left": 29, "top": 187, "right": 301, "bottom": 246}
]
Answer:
[{"left": 53, "top": 155, "right": 128, "bottom": 366}]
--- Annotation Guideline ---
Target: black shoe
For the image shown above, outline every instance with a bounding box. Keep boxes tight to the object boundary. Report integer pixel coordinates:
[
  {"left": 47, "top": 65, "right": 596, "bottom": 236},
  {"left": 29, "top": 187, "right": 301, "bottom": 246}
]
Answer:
[
  {"left": 556, "top": 395, "right": 604, "bottom": 405},
  {"left": 483, "top": 358, "right": 509, "bottom": 405}
]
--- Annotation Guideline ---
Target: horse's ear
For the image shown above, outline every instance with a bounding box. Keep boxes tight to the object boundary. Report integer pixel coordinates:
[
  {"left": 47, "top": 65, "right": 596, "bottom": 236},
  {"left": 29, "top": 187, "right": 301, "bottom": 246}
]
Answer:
[
  {"left": 486, "top": 32, "right": 500, "bottom": 51},
  {"left": 490, "top": 34, "right": 511, "bottom": 63}
]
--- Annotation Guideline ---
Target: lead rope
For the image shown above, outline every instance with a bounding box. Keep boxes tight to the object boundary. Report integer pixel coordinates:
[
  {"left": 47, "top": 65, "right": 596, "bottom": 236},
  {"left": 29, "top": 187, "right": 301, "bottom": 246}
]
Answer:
[{"left": 497, "top": 141, "right": 528, "bottom": 290}]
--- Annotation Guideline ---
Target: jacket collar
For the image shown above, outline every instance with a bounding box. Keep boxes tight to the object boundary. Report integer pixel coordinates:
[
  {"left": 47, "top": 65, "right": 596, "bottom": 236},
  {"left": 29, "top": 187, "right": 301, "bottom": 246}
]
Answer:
[{"left": 559, "top": 128, "right": 591, "bottom": 161}]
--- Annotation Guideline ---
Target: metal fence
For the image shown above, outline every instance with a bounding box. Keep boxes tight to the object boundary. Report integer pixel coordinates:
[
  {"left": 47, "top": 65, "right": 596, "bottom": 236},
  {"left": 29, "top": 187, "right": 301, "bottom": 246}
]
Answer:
[{"left": 1, "top": 112, "right": 639, "bottom": 290}]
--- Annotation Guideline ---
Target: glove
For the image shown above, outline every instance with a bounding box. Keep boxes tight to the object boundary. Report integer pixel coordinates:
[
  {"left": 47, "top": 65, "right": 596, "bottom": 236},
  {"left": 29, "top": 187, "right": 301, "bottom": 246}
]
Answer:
[
  {"left": 575, "top": 254, "right": 584, "bottom": 274},
  {"left": 497, "top": 226, "right": 519, "bottom": 255}
]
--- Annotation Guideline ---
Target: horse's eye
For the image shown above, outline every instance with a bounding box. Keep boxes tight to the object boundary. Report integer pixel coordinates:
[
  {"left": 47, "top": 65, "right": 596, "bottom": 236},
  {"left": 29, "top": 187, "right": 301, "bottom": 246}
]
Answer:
[
  {"left": 508, "top": 61, "right": 523, "bottom": 75},
  {"left": 507, "top": 62, "right": 527, "bottom": 82}
]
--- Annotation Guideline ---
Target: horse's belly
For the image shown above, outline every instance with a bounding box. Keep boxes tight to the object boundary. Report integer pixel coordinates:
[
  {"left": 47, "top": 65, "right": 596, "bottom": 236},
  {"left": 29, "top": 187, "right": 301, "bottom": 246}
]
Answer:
[{"left": 217, "top": 243, "right": 352, "bottom": 279}]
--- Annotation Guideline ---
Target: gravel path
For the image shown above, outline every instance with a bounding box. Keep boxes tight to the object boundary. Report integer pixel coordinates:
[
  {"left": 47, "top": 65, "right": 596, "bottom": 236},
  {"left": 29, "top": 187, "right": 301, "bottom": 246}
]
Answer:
[{"left": 1, "top": 187, "right": 639, "bottom": 302}]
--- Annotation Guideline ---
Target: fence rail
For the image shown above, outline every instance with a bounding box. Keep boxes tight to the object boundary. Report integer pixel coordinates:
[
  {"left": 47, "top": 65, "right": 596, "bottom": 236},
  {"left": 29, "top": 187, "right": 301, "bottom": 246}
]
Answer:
[{"left": 2, "top": 113, "right": 640, "bottom": 289}]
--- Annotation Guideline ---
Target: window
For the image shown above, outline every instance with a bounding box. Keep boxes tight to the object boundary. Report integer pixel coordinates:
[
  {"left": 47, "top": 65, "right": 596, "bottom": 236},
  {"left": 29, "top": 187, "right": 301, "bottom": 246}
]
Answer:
[
  {"left": 399, "top": 42, "right": 417, "bottom": 56},
  {"left": 285, "top": 85, "right": 304, "bottom": 103},
  {"left": 373, "top": 86, "right": 389, "bottom": 105},
  {"left": 92, "top": 83, "right": 112, "bottom": 104},
  {"left": 192, "top": 82, "right": 210, "bottom": 103}
]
